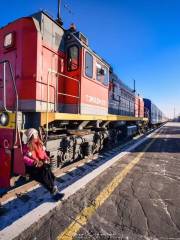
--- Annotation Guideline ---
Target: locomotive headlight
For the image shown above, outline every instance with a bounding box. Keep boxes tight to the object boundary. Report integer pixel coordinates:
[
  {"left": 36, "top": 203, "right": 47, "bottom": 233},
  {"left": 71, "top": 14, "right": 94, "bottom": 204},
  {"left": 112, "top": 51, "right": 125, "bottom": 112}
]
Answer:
[
  {"left": 0, "top": 112, "right": 9, "bottom": 126},
  {"left": 4, "top": 32, "right": 15, "bottom": 48}
]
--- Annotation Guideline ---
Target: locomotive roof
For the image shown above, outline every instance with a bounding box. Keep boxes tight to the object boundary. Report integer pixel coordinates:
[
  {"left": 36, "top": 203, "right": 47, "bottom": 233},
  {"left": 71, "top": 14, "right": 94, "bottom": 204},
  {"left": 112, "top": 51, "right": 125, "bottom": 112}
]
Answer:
[
  {"left": 0, "top": 10, "right": 60, "bottom": 29},
  {"left": 30, "top": 11, "right": 110, "bottom": 68},
  {"left": 0, "top": 10, "right": 110, "bottom": 68},
  {"left": 110, "top": 71, "right": 135, "bottom": 94},
  {"left": 30, "top": 10, "right": 65, "bottom": 30},
  {"left": 119, "top": 79, "right": 134, "bottom": 94}
]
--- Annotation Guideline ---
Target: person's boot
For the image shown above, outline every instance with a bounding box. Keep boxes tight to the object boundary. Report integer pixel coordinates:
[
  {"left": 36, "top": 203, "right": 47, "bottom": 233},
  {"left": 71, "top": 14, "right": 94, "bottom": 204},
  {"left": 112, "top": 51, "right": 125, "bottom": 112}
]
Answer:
[{"left": 51, "top": 186, "right": 64, "bottom": 201}]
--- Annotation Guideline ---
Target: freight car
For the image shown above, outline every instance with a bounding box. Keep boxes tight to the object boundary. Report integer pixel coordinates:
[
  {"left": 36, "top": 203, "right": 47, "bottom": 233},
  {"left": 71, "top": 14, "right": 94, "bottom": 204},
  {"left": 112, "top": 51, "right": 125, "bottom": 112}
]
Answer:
[
  {"left": 143, "top": 99, "right": 166, "bottom": 126},
  {"left": 0, "top": 10, "right": 166, "bottom": 189}
]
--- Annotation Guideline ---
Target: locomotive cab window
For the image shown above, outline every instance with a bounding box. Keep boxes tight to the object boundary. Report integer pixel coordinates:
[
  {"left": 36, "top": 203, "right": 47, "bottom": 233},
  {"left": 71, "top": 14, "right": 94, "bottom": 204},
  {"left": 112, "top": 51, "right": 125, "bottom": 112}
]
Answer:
[
  {"left": 96, "top": 63, "right": 109, "bottom": 86},
  {"left": 96, "top": 63, "right": 103, "bottom": 82},
  {"left": 67, "top": 45, "right": 79, "bottom": 71},
  {"left": 103, "top": 66, "right": 109, "bottom": 86},
  {"left": 4, "top": 32, "right": 15, "bottom": 49},
  {"left": 85, "top": 52, "right": 93, "bottom": 78}
]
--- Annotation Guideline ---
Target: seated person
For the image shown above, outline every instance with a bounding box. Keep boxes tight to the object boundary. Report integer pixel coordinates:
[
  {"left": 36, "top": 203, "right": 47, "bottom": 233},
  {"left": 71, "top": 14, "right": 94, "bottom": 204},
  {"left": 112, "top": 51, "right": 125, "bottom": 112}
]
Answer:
[{"left": 23, "top": 128, "right": 64, "bottom": 200}]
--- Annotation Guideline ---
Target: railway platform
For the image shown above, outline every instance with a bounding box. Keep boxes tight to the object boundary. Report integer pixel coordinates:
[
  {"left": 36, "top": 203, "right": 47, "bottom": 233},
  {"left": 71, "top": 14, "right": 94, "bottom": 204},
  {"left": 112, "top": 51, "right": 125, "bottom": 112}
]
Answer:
[{"left": 1, "top": 122, "right": 180, "bottom": 240}]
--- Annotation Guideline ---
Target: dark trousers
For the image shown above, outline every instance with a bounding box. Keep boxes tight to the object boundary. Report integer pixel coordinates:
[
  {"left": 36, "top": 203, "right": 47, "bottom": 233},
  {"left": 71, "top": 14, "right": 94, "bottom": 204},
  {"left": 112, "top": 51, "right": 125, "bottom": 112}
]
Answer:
[{"left": 26, "top": 164, "right": 55, "bottom": 193}]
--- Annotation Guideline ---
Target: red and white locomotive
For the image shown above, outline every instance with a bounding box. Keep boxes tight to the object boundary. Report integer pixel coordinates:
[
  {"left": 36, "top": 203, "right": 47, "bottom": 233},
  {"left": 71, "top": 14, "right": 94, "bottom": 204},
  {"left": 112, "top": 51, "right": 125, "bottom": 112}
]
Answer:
[{"left": 0, "top": 10, "right": 165, "bottom": 189}]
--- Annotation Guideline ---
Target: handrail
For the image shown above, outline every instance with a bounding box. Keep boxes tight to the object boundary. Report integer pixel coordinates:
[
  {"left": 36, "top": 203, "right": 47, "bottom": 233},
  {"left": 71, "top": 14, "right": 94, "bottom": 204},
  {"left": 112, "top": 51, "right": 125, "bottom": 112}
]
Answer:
[
  {"left": 0, "top": 60, "right": 19, "bottom": 146},
  {"left": 46, "top": 69, "right": 80, "bottom": 134}
]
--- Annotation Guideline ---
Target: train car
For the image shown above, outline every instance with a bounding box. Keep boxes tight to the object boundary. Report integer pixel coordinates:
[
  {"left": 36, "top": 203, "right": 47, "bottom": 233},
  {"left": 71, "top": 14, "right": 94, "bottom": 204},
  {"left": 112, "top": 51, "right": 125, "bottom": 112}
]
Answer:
[
  {"left": 143, "top": 98, "right": 166, "bottom": 126},
  {"left": 109, "top": 69, "right": 135, "bottom": 116}
]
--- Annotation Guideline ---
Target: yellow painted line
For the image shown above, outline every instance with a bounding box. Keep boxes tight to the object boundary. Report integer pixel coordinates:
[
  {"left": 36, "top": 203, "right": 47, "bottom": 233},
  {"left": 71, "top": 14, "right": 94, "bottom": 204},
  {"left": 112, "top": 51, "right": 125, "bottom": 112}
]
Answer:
[{"left": 57, "top": 133, "right": 158, "bottom": 240}]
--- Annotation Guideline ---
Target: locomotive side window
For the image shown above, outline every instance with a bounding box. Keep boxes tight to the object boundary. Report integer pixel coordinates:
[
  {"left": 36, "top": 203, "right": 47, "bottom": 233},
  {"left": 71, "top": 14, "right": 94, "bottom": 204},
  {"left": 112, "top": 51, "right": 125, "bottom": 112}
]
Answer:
[
  {"left": 96, "top": 63, "right": 109, "bottom": 86},
  {"left": 96, "top": 63, "right": 103, "bottom": 82},
  {"left": 4, "top": 32, "right": 15, "bottom": 49},
  {"left": 67, "top": 45, "right": 79, "bottom": 71},
  {"left": 103, "top": 67, "right": 109, "bottom": 86},
  {"left": 112, "top": 80, "right": 115, "bottom": 99},
  {"left": 112, "top": 82, "right": 119, "bottom": 101},
  {"left": 85, "top": 52, "right": 93, "bottom": 78}
]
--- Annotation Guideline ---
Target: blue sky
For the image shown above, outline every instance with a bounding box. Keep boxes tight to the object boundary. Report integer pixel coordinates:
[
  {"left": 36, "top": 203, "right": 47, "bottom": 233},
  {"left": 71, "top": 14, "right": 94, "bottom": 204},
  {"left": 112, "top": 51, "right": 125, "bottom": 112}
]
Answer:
[{"left": 1, "top": 0, "right": 180, "bottom": 117}]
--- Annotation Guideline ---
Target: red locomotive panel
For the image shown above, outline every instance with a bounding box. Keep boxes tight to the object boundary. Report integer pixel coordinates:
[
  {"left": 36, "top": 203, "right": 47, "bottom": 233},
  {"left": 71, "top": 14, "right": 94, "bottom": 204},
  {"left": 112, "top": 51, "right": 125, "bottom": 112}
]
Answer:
[
  {"left": 80, "top": 48, "right": 109, "bottom": 115},
  {"left": 135, "top": 96, "right": 139, "bottom": 117},
  {"left": 0, "top": 129, "right": 25, "bottom": 188},
  {"left": 0, "top": 13, "right": 66, "bottom": 112},
  {"left": 135, "top": 95, "right": 144, "bottom": 118},
  {"left": 0, "top": 18, "right": 37, "bottom": 111},
  {"left": 139, "top": 97, "right": 144, "bottom": 117}
]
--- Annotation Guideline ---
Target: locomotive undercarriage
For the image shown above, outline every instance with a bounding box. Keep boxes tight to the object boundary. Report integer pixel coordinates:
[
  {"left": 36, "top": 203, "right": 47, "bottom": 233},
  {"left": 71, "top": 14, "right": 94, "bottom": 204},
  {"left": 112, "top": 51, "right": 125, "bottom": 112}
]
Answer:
[
  {"left": 37, "top": 119, "right": 147, "bottom": 170},
  {"left": 0, "top": 109, "right": 148, "bottom": 189}
]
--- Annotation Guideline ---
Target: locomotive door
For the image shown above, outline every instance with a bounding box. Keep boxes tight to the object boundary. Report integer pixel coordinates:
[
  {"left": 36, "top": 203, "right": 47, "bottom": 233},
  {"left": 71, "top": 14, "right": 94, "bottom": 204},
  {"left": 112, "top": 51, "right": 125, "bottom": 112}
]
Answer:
[
  {"left": 0, "top": 49, "right": 18, "bottom": 187},
  {"left": 62, "top": 45, "right": 80, "bottom": 114}
]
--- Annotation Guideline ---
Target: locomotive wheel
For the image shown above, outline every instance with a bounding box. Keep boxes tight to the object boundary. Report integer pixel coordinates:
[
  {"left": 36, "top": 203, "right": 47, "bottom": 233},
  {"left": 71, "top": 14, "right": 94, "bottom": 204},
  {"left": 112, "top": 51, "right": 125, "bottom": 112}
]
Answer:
[{"left": 63, "top": 152, "right": 70, "bottom": 163}]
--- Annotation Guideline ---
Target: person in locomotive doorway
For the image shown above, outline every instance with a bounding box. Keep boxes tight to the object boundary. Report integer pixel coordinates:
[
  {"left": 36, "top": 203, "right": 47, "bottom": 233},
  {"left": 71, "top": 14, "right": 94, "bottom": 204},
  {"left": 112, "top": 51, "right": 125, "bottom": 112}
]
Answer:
[{"left": 23, "top": 128, "right": 64, "bottom": 201}]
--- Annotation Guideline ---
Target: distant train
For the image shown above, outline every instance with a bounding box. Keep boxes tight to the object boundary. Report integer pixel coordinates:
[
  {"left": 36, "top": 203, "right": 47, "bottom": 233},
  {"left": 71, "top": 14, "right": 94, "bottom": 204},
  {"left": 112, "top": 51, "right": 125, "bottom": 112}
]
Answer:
[
  {"left": 0, "top": 11, "right": 167, "bottom": 188},
  {"left": 143, "top": 99, "right": 167, "bottom": 125}
]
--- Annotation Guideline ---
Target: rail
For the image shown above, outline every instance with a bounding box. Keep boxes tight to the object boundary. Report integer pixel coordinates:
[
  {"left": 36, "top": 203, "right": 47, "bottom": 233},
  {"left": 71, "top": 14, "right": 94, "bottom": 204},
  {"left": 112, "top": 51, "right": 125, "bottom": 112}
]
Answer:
[
  {"left": 46, "top": 69, "right": 80, "bottom": 133},
  {"left": 0, "top": 60, "right": 19, "bottom": 145}
]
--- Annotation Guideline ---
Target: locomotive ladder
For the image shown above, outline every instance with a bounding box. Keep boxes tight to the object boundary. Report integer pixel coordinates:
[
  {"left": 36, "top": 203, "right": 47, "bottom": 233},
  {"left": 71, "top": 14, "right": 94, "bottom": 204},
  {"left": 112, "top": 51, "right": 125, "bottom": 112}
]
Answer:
[
  {"left": 46, "top": 69, "right": 80, "bottom": 132},
  {"left": 0, "top": 60, "right": 19, "bottom": 145}
]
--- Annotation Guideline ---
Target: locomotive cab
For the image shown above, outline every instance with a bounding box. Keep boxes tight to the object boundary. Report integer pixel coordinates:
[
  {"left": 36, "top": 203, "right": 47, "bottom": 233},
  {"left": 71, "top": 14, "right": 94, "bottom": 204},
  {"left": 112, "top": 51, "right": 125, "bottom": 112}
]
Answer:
[{"left": 64, "top": 27, "right": 109, "bottom": 115}]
